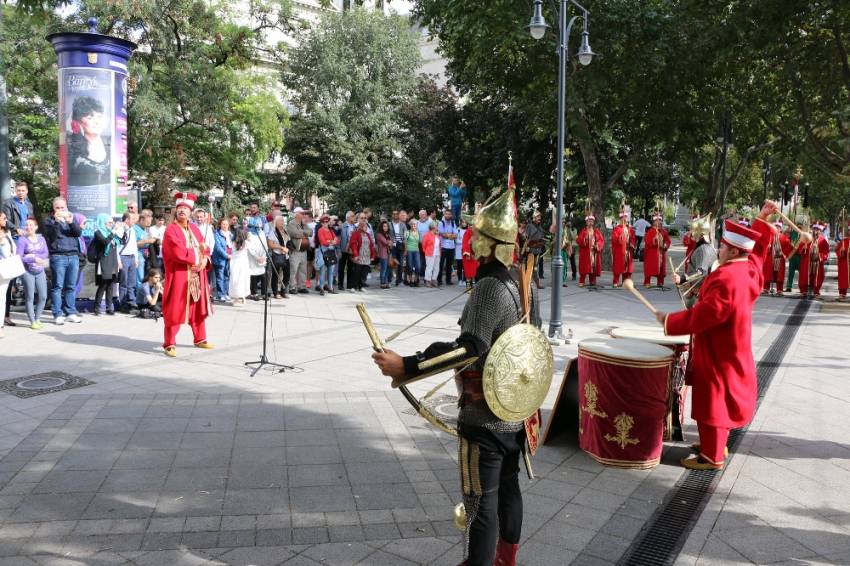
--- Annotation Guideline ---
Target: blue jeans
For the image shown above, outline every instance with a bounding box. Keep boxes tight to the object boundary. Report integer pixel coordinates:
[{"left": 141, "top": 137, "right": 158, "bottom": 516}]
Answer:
[
  {"left": 22, "top": 271, "right": 47, "bottom": 323},
  {"left": 452, "top": 203, "right": 462, "bottom": 222},
  {"left": 119, "top": 255, "right": 138, "bottom": 307},
  {"left": 49, "top": 254, "right": 79, "bottom": 317},
  {"left": 320, "top": 263, "right": 336, "bottom": 289},
  {"left": 214, "top": 261, "right": 230, "bottom": 299},
  {"left": 406, "top": 251, "right": 420, "bottom": 275},
  {"left": 379, "top": 257, "right": 390, "bottom": 284},
  {"left": 136, "top": 251, "right": 146, "bottom": 286}
]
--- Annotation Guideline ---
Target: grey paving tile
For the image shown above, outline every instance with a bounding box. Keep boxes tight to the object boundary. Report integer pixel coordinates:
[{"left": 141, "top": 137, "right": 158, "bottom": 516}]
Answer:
[
  {"left": 112, "top": 449, "right": 176, "bottom": 470},
  {"left": 9, "top": 492, "right": 95, "bottom": 522},
  {"left": 153, "top": 490, "right": 224, "bottom": 517},
  {"left": 352, "top": 484, "right": 419, "bottom": 510},
  {"left": 172, "top": 449, "right": 231, "bottom": 469},
  {"left": 100, "top": 468, "right": 169, "bottom": 492},
  {"left": 292, "top": 527, "right": 329, "bottom": 545},
  {"left": 184, "top": 516, "right": 222, "bottom": 532},
  {"left": 228, "top": 463, "right": 287, "bottom": 489},
  {"left": 531, "top": 520, "right": 598, "bottom": 552},
  {"left": 255, "top": 528, "right": 293, "bottom": 547},
  {"left": 285, "top": 445, "right": 342, "bottom": 466},
  {"left": 180, "top": 432, "right": 234, "bottom": 451},
  {"left": 582, "top": 532, "right": 632, "bottom": 562},
  {"left": 719, "top": 525, "right": 822, "bottom": 563},
  {"left": 231, "top": 447, "right": 286, "bottom": 467},
  {"left": 31, "top": 469, "right": 108, "bottom": 494},
  {"left": 290, "top": 486, "right": 356, "bottom": 512},
  {"left": 136, "top": 418, "right": 189, "bottom": 433},
  {"left": 222, "top": 488, "right": 289, "bottom": 515},
  {"left": 345, "top": 462, "right": 408, "bottom": 485},
  {"left": 217, "top": 529, "right": 256, "bottom": 547},
  {"left": 285, "top": 429, "right": 337, "bottom": 446},
  {"left": 219, "top": 546, "right": 295, "bottom": 566},
  {"left": 185, "top": 417, "right": 237, "bottom": 433},
  {"left": 287, "top": 464, "right": 347, "bottom": 488},
  {"left": 72, "top": 433, "right": 133, "bottom": 451},
  {"left": 235, "top": 431, "right": 288, "bottom": 449},
  {"left": 379, "top": 537, "right": 454, "bottom": 563},
  {"left": 302, "top": 541, "right": 374, "bottom": 564},
  {"left": 82, "top": 492, "right": 158, "bottom": 520},
  {"left": 180, "top": 530, "right": 220, "bottom": 550},
  {"left": 125, "top": 432, "right": 182, "bottom": 451},
  {"left": 83, "top": 418, "right": 140, "bottom": 434},
  {"left": 54, "top": 450, "right": 120, "bottom": 471},
  {"left": 164, "top": 467, "right": 228, "bottom": 491},
  {"left": 362, "top": 522, "right": 401, "bottom": 541}
]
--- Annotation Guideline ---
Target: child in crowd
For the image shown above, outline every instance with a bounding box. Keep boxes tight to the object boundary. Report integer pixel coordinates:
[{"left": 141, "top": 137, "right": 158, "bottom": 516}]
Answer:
[{"left": 136, "top": 269, "right": 163, "bottom": 319}]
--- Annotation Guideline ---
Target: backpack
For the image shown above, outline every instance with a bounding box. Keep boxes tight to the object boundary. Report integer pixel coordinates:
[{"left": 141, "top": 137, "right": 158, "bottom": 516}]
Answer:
[{"left": 86, "top": 237, "right": 99, "bottom": 263}]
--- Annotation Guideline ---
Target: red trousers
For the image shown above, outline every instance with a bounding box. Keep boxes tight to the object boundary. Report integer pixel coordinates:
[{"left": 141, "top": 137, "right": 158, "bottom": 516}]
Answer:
[
  {"left": 697, "top": 422, "right": 729, "bottom": 465},
  {"left": 163, "top": 318, "right": 207, "bottom": 349},
  {"left": 579, "top": 273, "right": 597, "bottom": 285},
  {"left": 763, "top": 264, "right": 786, "bottom": 292},
  {"left": 644, "top": 275, "right": 665, "bottom": 286},
  {"left": 612, "top": 273, "right": 631, "bottom": 285}
]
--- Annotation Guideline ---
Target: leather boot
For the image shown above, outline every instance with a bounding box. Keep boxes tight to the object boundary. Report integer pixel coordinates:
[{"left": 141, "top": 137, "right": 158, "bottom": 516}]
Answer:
[{"left": 493, "top": 539, "right": 519, "bottom": 566}]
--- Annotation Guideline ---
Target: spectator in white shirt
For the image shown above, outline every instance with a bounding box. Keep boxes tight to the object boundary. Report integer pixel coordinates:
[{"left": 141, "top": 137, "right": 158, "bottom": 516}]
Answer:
[
  {"left": 116, "top": 212, "right": 139, "bottom": 312},
  {"left": 633, "top": 216, "right": 651, "bottom": 258}
]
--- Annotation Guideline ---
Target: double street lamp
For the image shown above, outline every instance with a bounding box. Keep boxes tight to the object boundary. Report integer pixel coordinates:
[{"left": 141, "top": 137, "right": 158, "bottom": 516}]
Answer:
[{"left": 527, "top": 0, "right": 594, "bottom": 341}]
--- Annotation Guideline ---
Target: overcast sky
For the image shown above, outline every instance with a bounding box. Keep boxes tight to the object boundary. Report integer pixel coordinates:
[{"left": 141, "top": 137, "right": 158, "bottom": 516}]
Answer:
[{"left": 391, "top": 1, "right": 414, "bottom": 15}]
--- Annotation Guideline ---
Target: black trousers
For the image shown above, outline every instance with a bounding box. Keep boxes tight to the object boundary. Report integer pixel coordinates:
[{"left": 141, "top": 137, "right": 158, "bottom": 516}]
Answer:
[
  {"left": 268, "top": 260, "right": 290, "bottom": 295},
  {"left": 438, "top": 248, "right": 454, "bottom": 284},
  {"left": 4, "top": 281, "right": 13, "bottom": 317},
  {"left": 391, "top": 243, "right": 405, "bottom": 284},
  {"left": 459, "top": 424, "right": 524, "bottom": 566},
  {"left": 250, "top": 274, "right": 266, "bottom": 297},
  {"left": 338, "top": 252, "right": 353, "bottom": 289},
  {"left": 351, "top": 263, "right": 368, "bottom": 290}
]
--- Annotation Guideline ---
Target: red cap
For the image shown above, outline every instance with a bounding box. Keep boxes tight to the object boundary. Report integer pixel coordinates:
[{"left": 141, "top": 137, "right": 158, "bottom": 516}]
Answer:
[
  {"left": 174, "top": 192, "right": 197, "bottom": 210},
  {"left": 722, "top": 218, "right": 759, "bottom": 251}
]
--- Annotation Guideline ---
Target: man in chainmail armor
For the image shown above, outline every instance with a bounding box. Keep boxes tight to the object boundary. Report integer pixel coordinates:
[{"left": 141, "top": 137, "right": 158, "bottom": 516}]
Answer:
[
  {"left": 372, "top": 186, "right": 539, "bottom": 566},
  {"left": 675, "top": 215, "right": 717, "bottom": 308}
]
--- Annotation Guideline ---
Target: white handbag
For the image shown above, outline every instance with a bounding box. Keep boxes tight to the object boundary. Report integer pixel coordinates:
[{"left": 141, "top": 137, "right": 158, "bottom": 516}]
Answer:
[{"left": 0, "top": 254, "right": 25, "bottom": 282}]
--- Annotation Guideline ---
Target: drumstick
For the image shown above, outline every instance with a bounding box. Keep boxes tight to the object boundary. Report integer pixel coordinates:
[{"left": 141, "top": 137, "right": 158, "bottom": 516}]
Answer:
[
  {"left": 774, "top": 210, "right": 813, "bottom": 242},
  {"left": 623, "top": 279, "right": 659, "bottom": 314}
]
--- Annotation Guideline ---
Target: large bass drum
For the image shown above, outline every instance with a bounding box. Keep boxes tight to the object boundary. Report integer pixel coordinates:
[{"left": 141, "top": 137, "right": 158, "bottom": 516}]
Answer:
[{"left": 577, "top": 338, "right": 674, "bottom": 469}]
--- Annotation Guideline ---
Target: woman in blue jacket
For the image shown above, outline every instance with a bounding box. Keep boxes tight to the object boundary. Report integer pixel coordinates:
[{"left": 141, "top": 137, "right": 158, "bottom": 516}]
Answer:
[{"left": 212, "top": 217, "right": 232, "bottom": 303}]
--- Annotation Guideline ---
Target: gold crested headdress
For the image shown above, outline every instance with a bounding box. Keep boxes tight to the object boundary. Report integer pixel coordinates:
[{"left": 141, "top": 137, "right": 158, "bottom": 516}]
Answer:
[
  {"left": 471, "top": 186, "right": 518, "bottom": 267},
  {"left": 690, "top": 213, "right": 712, "bottom": 242}
]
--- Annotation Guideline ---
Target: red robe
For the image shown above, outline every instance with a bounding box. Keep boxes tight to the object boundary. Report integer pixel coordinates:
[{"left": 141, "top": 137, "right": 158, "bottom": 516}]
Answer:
[
  {"left": 797, "top": 235, "right": 829, "bottom": 293},
  {"left": 682, "top": 232, "right": 696, "bottom": 273},
  {"left": 162, "top": 222, "right": 212, "bottom": 343},
  {"left": 461, "top": 228, "right": 478, "bottom": 280},
  {"left": 611, "top": 224, "right": 635, "bottom": 277},
  {"left": 644, "top": 227, "right": 671, "bottom": 278},
  {"left": 837, "top": 239, "right": 850, "bottom": 294},
  {"left": 762, "top": 231, "right": 787, "bottom": 290},
  {"left": 664, "top": 217, "right": 773, "bottom": 428},
  {"left": 577, "top": 227, "right": 603, "bottom": 276}
]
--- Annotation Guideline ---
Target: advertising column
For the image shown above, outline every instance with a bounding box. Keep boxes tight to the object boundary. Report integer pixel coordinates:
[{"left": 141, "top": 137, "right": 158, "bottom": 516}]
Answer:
[{"left": 48, "top": 18, "right": 136, "bottom": 217}]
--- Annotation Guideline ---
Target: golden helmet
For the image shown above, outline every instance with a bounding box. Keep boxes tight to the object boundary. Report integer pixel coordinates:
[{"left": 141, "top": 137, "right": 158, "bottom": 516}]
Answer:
[
  {"left": 690, "top": 214, "right": 713, "bottom": 242},
  {"left": 473, "top": 186, "right": 518, "bottom": 244}
]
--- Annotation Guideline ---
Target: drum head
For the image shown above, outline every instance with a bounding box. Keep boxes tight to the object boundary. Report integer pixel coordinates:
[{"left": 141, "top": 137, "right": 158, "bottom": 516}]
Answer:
[
  {"left": 579, "top": 337, "right": 674, "bottom": 362},
  {"left": 609, "top": 326, "right": 689, "bottom": 346}
]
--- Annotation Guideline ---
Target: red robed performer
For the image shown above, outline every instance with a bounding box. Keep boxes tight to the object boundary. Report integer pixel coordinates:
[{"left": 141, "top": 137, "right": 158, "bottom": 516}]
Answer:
[
  {"left": 837, "top": 226, "right": 850, "bottom": 299},
  {"left": 797, "top": 223, "right": 830, "bottom": 296},
  {"left": 762, "top": 221, "right": 788, "bottom": 295},
  {"left": 611, "top": 211, "right": 635, "bottom": 287},
  {"left": 643, "top": 215, "right": 671, "bottom": 287},
  {"left": 682, "top": 228, "right": 696, "bottom": 273},
  {"left": 161, "top": 192, "right": 214, "bottom": 357},
  {"left": 656, "top": 201, "right": 777, "bottom": 470},
  {"left": 461, "top": 227, "right": 478, "bottom": 281},
  {"left": 577, "top": 215, "right": 603, "bottom": 286}
]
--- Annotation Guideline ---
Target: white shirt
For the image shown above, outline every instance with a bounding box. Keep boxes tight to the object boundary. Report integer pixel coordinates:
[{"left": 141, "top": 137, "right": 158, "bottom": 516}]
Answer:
[
  {"left": 119, "top": 223, "right": 138, "bottom": 256},
  {"left": 633, "top": 218, "right": 651, "bottom": 237},
  {"left": 196, "top": 221, "right": 216, "bottom": 253},
  {"left": 149, "top": 224, "right": 166, "bottom": 257}
]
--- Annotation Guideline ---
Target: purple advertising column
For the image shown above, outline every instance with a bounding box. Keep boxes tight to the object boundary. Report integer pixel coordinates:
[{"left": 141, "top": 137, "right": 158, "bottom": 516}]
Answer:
[{"left": 48, "top": 18, "right": 136, "bottom": 217}]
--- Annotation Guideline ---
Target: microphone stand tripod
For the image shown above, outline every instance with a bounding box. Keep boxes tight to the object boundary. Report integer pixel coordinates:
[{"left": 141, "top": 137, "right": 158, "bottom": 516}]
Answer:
[{"left": 244, "top": 228, "right": 296, "bottom": 377}]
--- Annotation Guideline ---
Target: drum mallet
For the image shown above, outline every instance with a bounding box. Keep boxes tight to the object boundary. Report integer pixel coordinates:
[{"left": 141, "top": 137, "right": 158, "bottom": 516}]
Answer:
[
  {"left": 774, "top": 211, "right": 813, "bottom": 242},
  {"left": 623, "top": 279, "right": 659, "bottom": 314}
]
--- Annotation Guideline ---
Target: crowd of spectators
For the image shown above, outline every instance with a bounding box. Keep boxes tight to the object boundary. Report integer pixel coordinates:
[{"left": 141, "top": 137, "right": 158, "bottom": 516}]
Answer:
[{"left": 0, "top": 180, "right": 478, "bottom": 338}]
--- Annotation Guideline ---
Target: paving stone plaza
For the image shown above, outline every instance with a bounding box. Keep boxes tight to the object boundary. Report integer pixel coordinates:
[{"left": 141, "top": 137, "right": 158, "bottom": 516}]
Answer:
[{"left": 1, "top": 247, "right": 849, "bottom": 566}]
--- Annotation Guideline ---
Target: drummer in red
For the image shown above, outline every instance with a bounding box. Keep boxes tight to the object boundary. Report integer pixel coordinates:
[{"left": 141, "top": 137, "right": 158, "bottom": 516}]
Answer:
[
  {"left": 577, "top": 214, "right": 603, "bottom": 287},
  {"left": 643, "top": 214, "right": 671, "bottom": 288},
  {"left": 611, "top": 211, "right": 635, "bottom": 288},
  {"left": 654, "top": 201, "right": 777, "bottom": 471},
  {"left": 762, "top": 221, "right": 788, "bottom": 296},
  {"left": 797, "top": 223, "right": 830, "bottom": 297}
]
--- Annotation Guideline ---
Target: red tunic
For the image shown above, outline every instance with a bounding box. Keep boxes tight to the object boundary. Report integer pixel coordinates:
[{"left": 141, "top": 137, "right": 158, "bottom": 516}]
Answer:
[
  {"left": 762, "top": 231, "right": 787, "bottom": 287},
  {"left": 162, "top": 222, "right": 212, "bottom": 329},
  {"left": 611, "top": 224, "right": 635, "bottom": 276},
  {"left": 664, "top": 217, "right": 772, "bottom": 428},
  {"left": 682, "top": 232, "right": 696, "bottom": 272},
  {"left": 797, "top": 235, "right": 829, "bottom": 292},
  {"left": 837, "top": 239, "right": 850, "bottom": 292},
  {"left": 577, "top": 227, "right": 603, "bottom": 276},
  {"left": 461, "top": 228, "right": 478, "bottom": 280},
  {"left": 644, "top": 227, "right": 671, "bottom": 278}
]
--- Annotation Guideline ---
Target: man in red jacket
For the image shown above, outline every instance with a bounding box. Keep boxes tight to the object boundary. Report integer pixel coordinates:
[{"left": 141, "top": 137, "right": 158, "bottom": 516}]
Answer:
[
  {"left": 577, "top": 215, "right": 603, "bottom": 287},
  {"left": 643, "top": 214, "right": 671, "bottom": 288},
  {"left": 762, "top": 221, "right": 788, "bottom": 296},
  {"left": 797, "top": 223, "right": 830, "bottom": 297},
  {"left": 611, "top": 211, "right": 635, "bottom": 287},
  {"left": 161, "top": 192, "right": 214, "bottom": 357},
  {"left": 837, "top": 224, "right": 850, "bottom": 300},
  {"left": 655, "top": 201, "right": 777, "bottom": 470}
]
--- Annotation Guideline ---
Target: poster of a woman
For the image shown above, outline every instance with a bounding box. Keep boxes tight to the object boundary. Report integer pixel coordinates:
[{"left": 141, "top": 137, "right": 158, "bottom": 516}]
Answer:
[{"left": 67, "top": 95, "right": 112, "bottom": 187}]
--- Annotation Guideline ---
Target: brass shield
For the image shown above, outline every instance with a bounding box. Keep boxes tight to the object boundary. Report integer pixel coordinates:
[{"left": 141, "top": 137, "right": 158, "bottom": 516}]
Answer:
[{"left": 483, "top": 324, "right": 554, "bottom": 422}]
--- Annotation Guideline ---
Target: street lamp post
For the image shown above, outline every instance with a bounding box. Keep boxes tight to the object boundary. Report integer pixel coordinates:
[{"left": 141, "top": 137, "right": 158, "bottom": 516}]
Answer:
[{"left": 528, "top": 0, "right": 594, "bottom": 341}]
